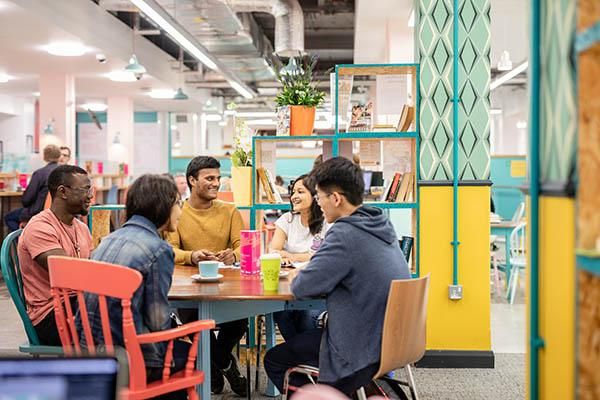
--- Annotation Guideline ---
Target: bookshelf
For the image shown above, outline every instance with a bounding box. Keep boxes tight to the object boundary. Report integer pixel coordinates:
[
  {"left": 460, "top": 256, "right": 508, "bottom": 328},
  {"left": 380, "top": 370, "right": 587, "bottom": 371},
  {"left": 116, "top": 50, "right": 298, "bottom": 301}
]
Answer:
[{"left": 248, "top": 63, "right": 420, "bottom": 274}]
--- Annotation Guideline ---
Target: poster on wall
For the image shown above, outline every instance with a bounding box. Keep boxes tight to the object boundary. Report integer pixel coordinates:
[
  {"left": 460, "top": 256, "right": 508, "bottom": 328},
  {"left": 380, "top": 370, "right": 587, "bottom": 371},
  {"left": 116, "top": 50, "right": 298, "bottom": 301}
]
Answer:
[
  {"left": 134, "top": 122, "right": 162, "bottom": 175},
  {"left": 78, "top": 123, "right": 107, "bottom": 163}
]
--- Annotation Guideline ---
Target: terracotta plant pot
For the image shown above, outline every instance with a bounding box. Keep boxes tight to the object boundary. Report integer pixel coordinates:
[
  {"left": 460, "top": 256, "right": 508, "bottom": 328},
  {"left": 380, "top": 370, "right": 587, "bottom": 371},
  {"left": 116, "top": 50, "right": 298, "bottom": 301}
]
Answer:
[
  {"left": 290, "top": 105, "right": 316, "bottom": 136},
  {"left": 231, "top": 166, "right": 252, "bottom": 206}
]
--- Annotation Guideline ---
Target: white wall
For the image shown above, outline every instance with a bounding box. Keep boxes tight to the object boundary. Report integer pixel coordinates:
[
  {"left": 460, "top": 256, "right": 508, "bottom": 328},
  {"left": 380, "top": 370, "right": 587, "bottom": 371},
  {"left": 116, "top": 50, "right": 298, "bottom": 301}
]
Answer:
[
  {"left": 490, "top": 0, "right": 529, "bottom": 67},
  {"left": 0, "top": 95, "right": 37, "bottom": 171},
  {"left": 491, "top": 85, "right": 528, "bottom": 155}
]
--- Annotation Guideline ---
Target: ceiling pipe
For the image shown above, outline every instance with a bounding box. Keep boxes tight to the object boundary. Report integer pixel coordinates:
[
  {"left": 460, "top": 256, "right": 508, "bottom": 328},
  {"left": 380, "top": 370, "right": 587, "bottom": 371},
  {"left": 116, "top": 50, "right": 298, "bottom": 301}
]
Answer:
[{"left": 223, "top": 0, "right": 305, "bottom": 57}]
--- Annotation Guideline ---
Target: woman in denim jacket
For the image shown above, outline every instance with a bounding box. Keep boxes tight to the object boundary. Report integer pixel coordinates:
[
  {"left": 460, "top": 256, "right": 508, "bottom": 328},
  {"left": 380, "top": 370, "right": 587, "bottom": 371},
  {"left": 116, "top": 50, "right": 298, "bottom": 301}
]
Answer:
[{"left": 81, "top": 174, "right": 185, "bottom": 399}]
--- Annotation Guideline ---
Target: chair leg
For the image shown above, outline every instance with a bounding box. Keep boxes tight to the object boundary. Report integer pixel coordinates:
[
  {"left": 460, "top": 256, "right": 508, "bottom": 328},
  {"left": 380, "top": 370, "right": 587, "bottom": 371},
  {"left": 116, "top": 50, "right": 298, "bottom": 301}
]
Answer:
[
  {"left": 506, "top": 265, "right": 515, "bottom": 301},
  {"left": 245, "top": 324, "right": 251, "bottom": 400},
  {"left": 492, "top": 255, "right": 502, "bottom": 296},
  {"left": 187, "top": 387, "right": 198, "bottom": 400},
  {"left": 255, "top": 315, "right": 263, "bottom": 392},
  {"left": 356, "top": 386, "right": 368, "bottom": 400},
  {"left": 509, "top": 269, "right": 519, "bottom": 305},
  {"left": 405, "top": 365, "right": 419, "bottom": 400}
]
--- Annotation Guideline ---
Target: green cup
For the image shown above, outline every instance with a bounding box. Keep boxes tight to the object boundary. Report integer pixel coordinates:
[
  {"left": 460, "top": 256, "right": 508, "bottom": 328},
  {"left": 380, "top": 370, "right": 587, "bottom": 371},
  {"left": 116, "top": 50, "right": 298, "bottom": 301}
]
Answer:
[{"left": 261, "top": 253, "right": 281, "bottom": 292}]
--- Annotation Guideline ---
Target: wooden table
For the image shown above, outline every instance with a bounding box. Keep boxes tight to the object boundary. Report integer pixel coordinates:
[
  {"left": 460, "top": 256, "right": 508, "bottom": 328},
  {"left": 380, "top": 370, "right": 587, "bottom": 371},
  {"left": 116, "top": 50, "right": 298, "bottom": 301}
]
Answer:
[{"left": 169, "top": 265, "right": 324, "bottom": 398}]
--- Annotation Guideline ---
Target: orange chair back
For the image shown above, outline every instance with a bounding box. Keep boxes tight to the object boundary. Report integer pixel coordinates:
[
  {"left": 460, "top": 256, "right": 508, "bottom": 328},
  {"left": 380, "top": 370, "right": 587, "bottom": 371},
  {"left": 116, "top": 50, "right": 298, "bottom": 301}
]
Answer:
[
  {"left": 48, "top": 256, "right": 214, "bottom": 399},
  {"left": 217, "top": 191, "right": 234, "bottom": 202},
  {"left": 375, "top": 274, "right": 430, "bottom": 378},
  {"left": 43, "top": 192, "right": 52, "bottom": 210}
]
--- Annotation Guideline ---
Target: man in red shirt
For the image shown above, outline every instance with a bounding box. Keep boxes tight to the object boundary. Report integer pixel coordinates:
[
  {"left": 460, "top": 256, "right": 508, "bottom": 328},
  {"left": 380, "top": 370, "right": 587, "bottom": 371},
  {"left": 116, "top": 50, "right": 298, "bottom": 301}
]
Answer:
[{"left": 17, "top": 165, "right": 93, "bottom": 345}]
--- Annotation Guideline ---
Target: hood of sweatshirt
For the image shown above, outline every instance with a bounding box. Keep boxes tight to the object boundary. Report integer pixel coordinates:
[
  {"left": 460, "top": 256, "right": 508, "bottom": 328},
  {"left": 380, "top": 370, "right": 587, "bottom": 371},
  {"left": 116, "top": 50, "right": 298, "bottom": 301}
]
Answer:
[{"left": 333, "top": 205, "right": 397, "bottom": 245}]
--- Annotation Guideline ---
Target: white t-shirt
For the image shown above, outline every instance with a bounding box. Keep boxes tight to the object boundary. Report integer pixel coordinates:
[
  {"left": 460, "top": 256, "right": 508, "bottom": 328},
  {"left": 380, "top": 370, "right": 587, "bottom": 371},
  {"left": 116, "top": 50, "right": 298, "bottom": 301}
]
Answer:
[{"left": 274, "top": 212, "right": 330, "bottom": 254}]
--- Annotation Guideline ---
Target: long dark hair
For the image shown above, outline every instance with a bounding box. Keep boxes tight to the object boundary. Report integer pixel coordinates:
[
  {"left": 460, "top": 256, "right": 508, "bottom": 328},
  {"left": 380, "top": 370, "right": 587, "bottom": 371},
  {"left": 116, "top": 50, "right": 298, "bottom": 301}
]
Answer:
[
  {"left": 288, "top": 174, "right": 324, "bottom": 236},
  {"left": 126, "top": 174, "right": 179, "bottom": 228}
]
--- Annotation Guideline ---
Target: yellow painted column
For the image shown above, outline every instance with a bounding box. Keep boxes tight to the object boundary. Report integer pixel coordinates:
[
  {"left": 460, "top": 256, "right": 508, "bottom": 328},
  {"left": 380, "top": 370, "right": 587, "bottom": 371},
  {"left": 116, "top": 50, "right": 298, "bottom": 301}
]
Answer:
[
  {"left": 534, "top": 196, "right": 575, "bottom": 399},
  {"left": 420, "top": 185, "right": 491, "bottom": 352}
]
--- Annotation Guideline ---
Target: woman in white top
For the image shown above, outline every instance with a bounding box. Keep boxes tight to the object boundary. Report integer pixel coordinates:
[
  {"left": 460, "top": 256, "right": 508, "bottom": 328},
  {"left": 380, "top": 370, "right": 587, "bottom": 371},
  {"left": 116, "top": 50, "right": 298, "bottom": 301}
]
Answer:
[
  {"left": 269, "top": 174, "right": 329, "bottom": 263},
  {"left": 269, "top": 174, "right": 329, "bottom": 340}
]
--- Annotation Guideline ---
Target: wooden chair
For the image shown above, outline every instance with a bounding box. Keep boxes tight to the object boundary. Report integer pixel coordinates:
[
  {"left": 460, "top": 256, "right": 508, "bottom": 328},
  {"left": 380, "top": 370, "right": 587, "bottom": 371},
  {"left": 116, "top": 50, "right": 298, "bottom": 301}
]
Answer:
[
  {"left": 47, "top": 256, "right": 215, "bottom": 400},
  {"left": 283, "top": 275, "right": 430, "bottom": 400},
  {"left": 0, "top": 229, "right": 63, "bottom": 355}
]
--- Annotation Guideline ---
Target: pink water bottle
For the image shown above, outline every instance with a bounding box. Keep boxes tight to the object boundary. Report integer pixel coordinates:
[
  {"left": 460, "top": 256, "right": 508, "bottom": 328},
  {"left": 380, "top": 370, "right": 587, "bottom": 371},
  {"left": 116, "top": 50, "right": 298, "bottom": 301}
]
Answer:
[{"left": 240, "top": 230, "right": 261, "bottom": 275}]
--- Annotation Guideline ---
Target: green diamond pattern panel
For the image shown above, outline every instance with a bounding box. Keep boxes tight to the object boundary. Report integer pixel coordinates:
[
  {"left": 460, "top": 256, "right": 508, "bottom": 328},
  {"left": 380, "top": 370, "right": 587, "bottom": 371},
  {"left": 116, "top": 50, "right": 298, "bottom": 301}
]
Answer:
[
  {"left": 540, "top": 1, "right": 576, "bottom": 184},
  {"left": 418, "top": 0, "right": 490, "bottom": 181}
]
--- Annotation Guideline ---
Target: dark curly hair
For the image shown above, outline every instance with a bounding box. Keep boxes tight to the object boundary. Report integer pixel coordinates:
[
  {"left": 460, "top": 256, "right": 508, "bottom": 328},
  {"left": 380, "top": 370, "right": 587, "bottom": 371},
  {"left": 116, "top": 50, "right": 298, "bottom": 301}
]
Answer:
[{"left": 288, "top": 174, "right": 324, "bottom": 236}]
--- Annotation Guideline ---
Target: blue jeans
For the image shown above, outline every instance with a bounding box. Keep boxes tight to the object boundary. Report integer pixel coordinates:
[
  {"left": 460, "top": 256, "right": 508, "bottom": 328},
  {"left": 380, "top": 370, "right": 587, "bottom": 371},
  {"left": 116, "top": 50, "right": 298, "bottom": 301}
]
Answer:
[
  {"left": 4, "top": 208, "right": 23, "bottom": 232},
  {"left": 273, "top": 309, "right": 322, "bottom": 341}
]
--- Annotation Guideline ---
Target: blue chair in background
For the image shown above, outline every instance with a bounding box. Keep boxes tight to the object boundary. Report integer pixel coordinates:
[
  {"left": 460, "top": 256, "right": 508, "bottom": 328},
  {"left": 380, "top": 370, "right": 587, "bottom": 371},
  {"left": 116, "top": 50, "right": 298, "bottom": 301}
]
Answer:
[{"left": 0, "top": 229, "right": 62, "bottom": 355}]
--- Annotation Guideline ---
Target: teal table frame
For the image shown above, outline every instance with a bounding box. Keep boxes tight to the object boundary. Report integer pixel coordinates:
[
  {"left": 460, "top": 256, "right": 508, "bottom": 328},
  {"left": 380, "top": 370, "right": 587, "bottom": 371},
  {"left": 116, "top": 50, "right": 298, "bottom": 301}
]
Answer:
[{"left": 169, "top": 298, "right": 325, "bottom": 398}]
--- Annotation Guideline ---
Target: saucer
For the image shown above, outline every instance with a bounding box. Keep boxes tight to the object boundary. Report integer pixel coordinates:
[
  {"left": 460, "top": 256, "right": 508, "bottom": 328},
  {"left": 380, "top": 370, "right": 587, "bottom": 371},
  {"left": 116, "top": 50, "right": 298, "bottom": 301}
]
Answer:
[{"left": 191, "top": 273, "right": 223, "bottom": 283}]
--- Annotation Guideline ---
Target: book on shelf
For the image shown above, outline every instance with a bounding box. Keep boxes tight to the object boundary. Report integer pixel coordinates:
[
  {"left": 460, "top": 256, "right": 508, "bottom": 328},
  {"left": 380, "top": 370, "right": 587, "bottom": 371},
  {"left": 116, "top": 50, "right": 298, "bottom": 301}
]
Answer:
[
  {"left": 256, "top": 167, "right": 275, "bottom": 203},
  {"left": 348, "top": 101, "right": 373, "bottom": 132},
  {"left": 399, "top": 236, "right": 414, "bottom": 264},
  {"left": 386, "top": 172, "right": 403, "bottom": 202},
  {"left": 396, "top": 104, "right": 416, "bottom": 132},
  {"left": 263, "top": 168, "right": 283, "bottom": 203},
  {"left": 395, "top": 172, "right": 414, "bottom": 202}
]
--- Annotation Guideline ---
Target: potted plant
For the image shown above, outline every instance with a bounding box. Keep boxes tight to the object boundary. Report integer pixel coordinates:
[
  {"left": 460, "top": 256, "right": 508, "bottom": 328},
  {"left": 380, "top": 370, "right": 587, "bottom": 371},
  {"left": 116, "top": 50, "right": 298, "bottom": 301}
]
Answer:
[
  {"left": 274, "top": 55, "right": 325, "bottom": 136},
  {"left": 230, "top": 105, "right": 253, "bottom": 206}
]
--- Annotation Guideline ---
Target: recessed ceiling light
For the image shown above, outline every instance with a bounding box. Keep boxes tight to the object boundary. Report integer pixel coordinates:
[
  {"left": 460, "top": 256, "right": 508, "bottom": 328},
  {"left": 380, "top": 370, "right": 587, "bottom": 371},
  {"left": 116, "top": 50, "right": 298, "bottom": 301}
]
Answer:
[
  {"left": 106, "top": 70, "right": 137, "bottom": 82},
  {"left": 81, "top": 103, "right": 108, "bottom": 112},
  {"left": 148, "top": 89, "right": 176, "bottom": 99},
  {"left": 44, "top": 41, "right": 88, "bottom": 57},
  {"left": 0, "top": 73, "right": 12, "bottom": 83}
]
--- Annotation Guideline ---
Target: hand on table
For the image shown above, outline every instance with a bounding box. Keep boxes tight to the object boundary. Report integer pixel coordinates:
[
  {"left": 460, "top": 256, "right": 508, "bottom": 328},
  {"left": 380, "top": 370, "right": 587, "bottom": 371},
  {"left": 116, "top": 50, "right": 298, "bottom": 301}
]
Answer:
[
  {"left": 191, "top": 249, "right": 217, "bottom": 264},
  {"left": 216, "top": 248, "right": 235, "bottom": 265}
]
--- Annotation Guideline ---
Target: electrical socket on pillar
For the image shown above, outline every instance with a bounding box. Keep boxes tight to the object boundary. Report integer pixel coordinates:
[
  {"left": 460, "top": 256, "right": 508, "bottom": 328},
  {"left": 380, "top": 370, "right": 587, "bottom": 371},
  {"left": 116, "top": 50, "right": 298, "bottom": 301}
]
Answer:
[{"left": 449, "top": 285, "right": 463, "bottom": 300}]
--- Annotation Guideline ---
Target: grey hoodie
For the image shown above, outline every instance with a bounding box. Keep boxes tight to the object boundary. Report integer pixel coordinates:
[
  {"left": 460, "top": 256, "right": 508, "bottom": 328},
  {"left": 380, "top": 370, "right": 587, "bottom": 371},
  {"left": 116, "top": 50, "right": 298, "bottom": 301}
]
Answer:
[{"left": 291, "top": 205, "right": 411, "bottom": 383}]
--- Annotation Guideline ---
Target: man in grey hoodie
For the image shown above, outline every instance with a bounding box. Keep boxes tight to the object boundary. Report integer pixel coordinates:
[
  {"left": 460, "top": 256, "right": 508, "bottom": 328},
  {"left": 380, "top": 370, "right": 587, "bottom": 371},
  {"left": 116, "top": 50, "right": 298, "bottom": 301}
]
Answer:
[{"left": 264, "top": 157, "right": 411, "bottom": 396}]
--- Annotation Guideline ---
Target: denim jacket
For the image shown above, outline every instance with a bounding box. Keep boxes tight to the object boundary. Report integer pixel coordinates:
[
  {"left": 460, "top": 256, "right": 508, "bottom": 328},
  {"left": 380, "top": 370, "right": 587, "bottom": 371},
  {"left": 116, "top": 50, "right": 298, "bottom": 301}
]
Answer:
[{"left": 80, "top": 215, "right": 175, "bottom": 368}]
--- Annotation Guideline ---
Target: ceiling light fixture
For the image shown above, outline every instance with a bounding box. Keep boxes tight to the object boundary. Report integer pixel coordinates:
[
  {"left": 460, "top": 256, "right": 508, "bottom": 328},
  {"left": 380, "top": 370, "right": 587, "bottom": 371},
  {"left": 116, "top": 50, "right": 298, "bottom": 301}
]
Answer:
[
  {"left": 148, "top": 89, "right": 177, "bottom": 99},
  {"left": 490, "top": 61, "right": 528, "bottom": 91},
  {"left": 173, "top": 46, "right": 189, "bottom": 100},
  {"left": 497, "top": 50, "right": 513, "bottom": 71},
  {"left": 125, "top": 13, "right": 146, "bottom": 79},
  {"left": 173, "top": 87, "right": 189, "bottom": 100},
  {"left": 127, "top": 0, "right": 255, "bottom": 98},
  {"left": 45, "top": 41, "right": 88, "bottom": 57},
  {"left": 106, "top": 70, "right": 137, "bottom": 82},
  {"left": 81, "top": 103, "right": 108, "bottom": 112},
  {"left": 0, "top": 73, "right": 12, "bottom": 83}
]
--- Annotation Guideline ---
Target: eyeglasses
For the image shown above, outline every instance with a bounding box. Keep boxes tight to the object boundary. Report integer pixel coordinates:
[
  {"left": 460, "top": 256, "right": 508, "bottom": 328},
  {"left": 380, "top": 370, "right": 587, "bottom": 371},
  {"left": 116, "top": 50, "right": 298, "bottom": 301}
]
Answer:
[
  {"left": 314, "top": 192, "right": 345, "bottom": 203},
  {"left": 64, "top": 185, "right": 95, "bottom": 196}
]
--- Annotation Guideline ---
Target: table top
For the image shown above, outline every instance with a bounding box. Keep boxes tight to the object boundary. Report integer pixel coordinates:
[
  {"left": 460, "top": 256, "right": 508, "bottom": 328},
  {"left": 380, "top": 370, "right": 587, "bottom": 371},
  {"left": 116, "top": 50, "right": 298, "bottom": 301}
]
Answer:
[
  {"left": 0, "top": 191, "right": 23, "bottom": 197},
  {"left": 169, "top": 265, "right": 298, "bottom": 301}
]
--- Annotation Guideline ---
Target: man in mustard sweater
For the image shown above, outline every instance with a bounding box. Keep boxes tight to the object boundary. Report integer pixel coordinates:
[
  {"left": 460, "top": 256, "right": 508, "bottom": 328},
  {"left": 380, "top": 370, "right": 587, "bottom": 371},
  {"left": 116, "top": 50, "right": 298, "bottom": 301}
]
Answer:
[{"left": 166, "top": 156, "right": 248, "bottom": 396}]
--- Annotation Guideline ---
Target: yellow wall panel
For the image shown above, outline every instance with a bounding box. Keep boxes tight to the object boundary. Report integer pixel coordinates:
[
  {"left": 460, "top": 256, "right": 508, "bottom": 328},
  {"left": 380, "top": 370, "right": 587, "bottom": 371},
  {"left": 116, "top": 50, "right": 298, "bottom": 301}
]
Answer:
[
  {"left": 420, "top": 186, "right": 491, "bottom": 350},
  {"left": 535, "top": 196, "right": 575, "bottom": 400}
]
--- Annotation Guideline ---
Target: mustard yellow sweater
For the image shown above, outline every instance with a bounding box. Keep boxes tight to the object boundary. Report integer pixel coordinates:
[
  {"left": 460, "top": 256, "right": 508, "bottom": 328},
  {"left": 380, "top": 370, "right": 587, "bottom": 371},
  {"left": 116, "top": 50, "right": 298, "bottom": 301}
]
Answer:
[{"left": 166, "top": 200, "right": 244, "bottom": 265}]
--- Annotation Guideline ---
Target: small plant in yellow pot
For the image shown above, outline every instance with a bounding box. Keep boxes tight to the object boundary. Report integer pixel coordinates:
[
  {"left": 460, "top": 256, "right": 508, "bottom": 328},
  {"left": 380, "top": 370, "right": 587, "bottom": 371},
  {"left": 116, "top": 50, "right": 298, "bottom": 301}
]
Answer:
[
  {"left": 230, "top": 113, "right": 253, "bottom": 206},
  {"left": 274, "top": 55, "right": 325, "bottom": 136}
]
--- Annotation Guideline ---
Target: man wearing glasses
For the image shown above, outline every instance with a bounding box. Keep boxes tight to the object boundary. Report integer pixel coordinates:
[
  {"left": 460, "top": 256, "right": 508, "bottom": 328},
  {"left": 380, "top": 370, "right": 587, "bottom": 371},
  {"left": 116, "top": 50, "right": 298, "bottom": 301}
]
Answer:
[
  {"left": 264, "top": 157, "right": 411, "bottom": 396},
  {"left": 17, "top": 165, "right": 93, "bottom": 345}
]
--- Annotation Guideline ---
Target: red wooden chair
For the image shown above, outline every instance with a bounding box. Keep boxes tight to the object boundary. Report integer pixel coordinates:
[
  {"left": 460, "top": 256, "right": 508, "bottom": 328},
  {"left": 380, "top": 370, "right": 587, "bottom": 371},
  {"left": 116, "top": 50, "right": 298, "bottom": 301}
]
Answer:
[{"left": 48, "top": 255, "right": 215, "bottom": 400}]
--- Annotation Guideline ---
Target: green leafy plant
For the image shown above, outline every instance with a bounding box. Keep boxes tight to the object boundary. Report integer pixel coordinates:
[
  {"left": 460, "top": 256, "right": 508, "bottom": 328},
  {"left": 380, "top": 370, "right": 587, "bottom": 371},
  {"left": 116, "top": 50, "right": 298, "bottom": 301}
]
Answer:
[
  {"left": 229, "top": 102, "right": 253, "bottom": 167},
  {"left": 273, "top": 55, "right": 325, "bottom": 107}
]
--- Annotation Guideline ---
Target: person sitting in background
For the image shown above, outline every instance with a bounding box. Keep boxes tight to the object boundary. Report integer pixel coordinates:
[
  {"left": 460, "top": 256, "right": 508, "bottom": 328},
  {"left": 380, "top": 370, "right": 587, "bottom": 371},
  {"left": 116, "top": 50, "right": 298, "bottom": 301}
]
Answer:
[
  {"left": 58, "top": 146, "right": 71, "bottom": 165},
  {"left": 264, "top": 157, "right": 411, "bottom": 396},
  {"left": 17, "top": 165, "right": 93, "bottom": 345},
  {"left": 165, "top": 156, "right": 248, "bottom": 396},
  {"left": 274, "top": 175, "right": 287, "bottom": 195},
  {"left": 174, "top": 172, "right": 190, "bottom": 200},
  {"left": 269, "top": 174, "right": 330, "bottom": 341},
  {"left": 5, "top": 144, "right": 61, "bottom": 231},
  {"left": 82, "top": 174, "right": 188, "bottom": 400}
]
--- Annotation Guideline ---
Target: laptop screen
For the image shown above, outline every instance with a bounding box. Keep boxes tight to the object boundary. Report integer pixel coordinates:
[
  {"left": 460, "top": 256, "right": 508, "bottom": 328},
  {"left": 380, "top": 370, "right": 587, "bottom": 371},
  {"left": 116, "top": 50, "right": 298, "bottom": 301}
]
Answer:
[{"left": 0, "top": 357, "right": 119, "bottom": 400}]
